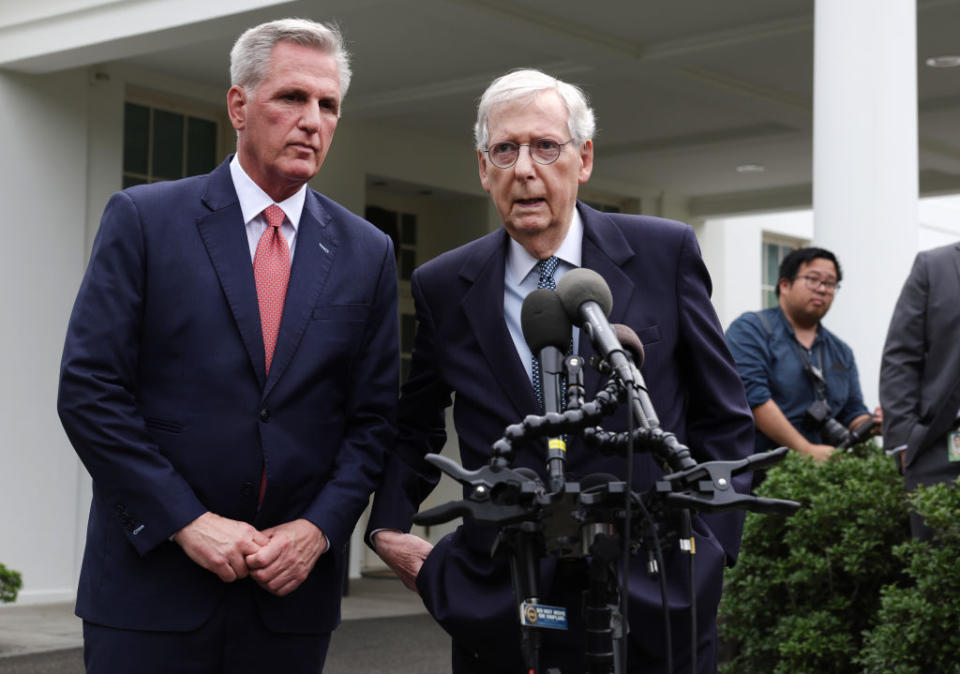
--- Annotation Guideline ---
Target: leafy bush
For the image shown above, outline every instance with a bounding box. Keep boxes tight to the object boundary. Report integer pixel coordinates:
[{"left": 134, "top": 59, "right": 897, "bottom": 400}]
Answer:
[
  {"left": 0, "top": 562, "right": 22, "bottom": 603},
  {"left": 858, "top": 478, "right": 960, "bottom": 674},
  {"left": 718, "top": 444, "right": 911, "bottom": 674}
]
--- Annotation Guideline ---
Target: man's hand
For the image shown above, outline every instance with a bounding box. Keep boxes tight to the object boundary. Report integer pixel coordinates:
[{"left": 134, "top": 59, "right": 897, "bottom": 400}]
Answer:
[
  {"left": 373, "top": 530, "right": 433, "bottom": 592},
  {"left": 871, "top": 406, "right": 883, "bottom": 434},
  {"left": 172, "top": 512, "right": 270, "bottom": 582},
  {"left": 753, "top": 399, "right": 836, "bottom": 462},
  {"left": 245, "top": 519, "right": 327, "bottom": 597},
  {"left": 802, "top": 442, "right": 836, "bottom": 462}
]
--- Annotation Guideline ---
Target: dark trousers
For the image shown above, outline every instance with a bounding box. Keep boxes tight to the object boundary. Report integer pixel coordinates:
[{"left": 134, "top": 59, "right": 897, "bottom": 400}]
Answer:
[{"left": 83, "top": 581, "right": 330, "bottom": 674}]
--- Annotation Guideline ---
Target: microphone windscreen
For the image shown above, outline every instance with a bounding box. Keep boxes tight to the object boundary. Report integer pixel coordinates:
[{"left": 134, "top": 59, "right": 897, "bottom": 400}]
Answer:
[
  {"left": 556, "top": 268, "right": 613, "bottom": 325},
  {"left": 613, "top": 323, "right": 645, "bottom": 367},
  {"left": 521, "top": 289, "right": 573, "bottom": 353}
]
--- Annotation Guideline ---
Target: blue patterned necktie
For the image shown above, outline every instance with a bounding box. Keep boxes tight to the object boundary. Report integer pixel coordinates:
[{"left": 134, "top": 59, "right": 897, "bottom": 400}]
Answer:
[{"left": 532, "top": 256, "right": 560, "bottom": 411}]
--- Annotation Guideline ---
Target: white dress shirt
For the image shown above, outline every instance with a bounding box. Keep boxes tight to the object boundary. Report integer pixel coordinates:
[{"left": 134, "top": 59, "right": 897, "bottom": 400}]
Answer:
[
  {"left": 229, "top": 154, "right": 307, "bottom": 262},
  {"left": 504, "top": 210, "right": 584, "bottom": 383}
]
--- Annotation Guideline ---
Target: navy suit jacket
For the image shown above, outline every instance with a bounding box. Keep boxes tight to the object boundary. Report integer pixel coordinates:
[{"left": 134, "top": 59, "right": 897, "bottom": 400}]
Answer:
[
  {"left": 58, "top": 157, "right": 398, "bottom": 634},
  {"left": 369, "top": 202, "right": 753, "bottom": 668}
]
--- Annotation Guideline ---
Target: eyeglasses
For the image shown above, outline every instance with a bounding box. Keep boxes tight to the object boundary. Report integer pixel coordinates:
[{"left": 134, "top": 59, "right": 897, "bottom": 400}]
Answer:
[
  {"left": 482, "top": 138, "right": 574, "bottom": 169},
  {"left": 797, "top": 274, "right": 840, "bottom": 293}
]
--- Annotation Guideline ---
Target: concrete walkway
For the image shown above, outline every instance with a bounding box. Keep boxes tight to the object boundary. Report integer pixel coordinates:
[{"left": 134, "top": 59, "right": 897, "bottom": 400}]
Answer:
[{"left": 0, "top": 578, "right": 449, "bottom": 673}]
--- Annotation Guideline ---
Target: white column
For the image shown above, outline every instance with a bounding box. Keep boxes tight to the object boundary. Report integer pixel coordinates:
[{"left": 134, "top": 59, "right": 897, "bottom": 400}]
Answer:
[
  {"left": 0, "top": 68, "right": 91, "bottom": 603},
  {"left": 813, "top": 0, "right": 918, "bottom": 410}
]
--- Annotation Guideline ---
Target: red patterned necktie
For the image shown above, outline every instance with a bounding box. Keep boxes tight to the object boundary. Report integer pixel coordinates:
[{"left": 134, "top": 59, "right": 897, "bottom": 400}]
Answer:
[
  {"left": 254, "top": 205, "right": 289, "bottom": 506},
  {"left": 254, "top": 204, "right": 291, "bottom": 374}
]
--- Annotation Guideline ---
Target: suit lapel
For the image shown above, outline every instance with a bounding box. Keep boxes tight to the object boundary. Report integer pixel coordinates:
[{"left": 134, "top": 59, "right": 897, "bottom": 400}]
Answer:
[
  {"left": 578, "top": 203, "right": 637, "bottom": 398},
  {"left": 461, "top": 206, "right": 639, "bottom": 416},
  {"left": 461, "top": 229, "right": 539, "bottom": 417},
  {"left": 264, "top": 191, "right": 337, "bottom": 397},
  {"left": 197, "top": 161, "right": 267, "bottom": 387}
]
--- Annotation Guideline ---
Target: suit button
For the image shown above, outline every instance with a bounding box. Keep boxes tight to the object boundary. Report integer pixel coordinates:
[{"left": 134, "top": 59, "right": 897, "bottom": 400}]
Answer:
[
  {"left": 241, "top": 481, "right": 254, "bottom": 497},
  {"left": 259, "top": 408, "right": 271, "bottom": 422}
]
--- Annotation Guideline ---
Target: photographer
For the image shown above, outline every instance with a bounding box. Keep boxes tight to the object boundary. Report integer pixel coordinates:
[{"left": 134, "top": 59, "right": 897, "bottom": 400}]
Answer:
[{"left": 725, "top": 247, "right": 880, "bottom": 461}]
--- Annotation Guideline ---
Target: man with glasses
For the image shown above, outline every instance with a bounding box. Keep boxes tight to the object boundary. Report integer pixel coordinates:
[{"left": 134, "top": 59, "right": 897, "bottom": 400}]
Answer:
[
  {"left": 726, "top": 247, "right": 879, "bottom": 462},
  {"left": 368, "top": 68, "right": 753, "bottom": 673}
]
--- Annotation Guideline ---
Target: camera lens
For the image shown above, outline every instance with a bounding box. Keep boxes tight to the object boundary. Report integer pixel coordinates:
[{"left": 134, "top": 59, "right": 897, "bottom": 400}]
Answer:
[{"left": 821, "top": 418, "right": 852, "bottom": 447}]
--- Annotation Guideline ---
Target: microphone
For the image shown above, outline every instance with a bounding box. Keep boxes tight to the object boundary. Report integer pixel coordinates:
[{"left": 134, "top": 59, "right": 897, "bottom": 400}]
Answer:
[
  {"left": 522, "top": 289, "right": 570, "bottom": 416},
  {"left": 521, "top": 288, "right": 572, "bottom": 492},
  {"left": 612, "top": 323, "right": 644, "bottom": 368},
  {"left": 612, "top": 323, "right": 659, "bottom": 429},
  {"left": 613, "top": 322, "right": 695, "bottom": 470},
  {"left": 555, "top": 268, "right": 634, "bottom": 386}
]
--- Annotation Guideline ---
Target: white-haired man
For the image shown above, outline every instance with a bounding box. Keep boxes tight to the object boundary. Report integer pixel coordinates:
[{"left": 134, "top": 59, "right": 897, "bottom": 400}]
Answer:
[
  {"left": 368, "top": 69, "right": 753, "bottom": 673},
  {"left": 58, "top": 18, "right": 398, "bottom": 673}
]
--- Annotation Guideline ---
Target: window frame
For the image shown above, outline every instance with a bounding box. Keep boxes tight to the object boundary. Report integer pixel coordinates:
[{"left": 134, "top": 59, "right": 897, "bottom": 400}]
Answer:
[{"left": 122, "top": 88, "right": 231, "bottom": 187}]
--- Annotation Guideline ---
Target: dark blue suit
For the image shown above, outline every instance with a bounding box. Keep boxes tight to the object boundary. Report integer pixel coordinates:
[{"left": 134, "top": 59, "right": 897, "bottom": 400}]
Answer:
[
  {"left": 58, "top": 158, "right": 397, "bottom": 646},
  {"left": 369, "top": 203, "right": 753, "bottom": 673}
]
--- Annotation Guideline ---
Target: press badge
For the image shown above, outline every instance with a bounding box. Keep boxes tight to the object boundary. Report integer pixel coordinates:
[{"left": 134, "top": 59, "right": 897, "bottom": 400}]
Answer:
[
  {"left": 947, "top": 430, "right": 960, "bottom": 462},
  {"left": 520, "top": 602, "right": 568, "bottom": 630}
]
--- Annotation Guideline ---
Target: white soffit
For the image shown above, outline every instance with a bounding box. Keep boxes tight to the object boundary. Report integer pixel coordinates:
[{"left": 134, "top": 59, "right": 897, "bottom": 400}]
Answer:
[{"left": 0, "top": 0, "right": 295, "bottom": 73}]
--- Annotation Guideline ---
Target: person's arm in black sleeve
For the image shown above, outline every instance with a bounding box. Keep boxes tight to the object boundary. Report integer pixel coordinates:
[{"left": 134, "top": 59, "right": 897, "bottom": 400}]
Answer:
[
  {"left": 366, "top": 268, "right": 453, "bottom": 590},
  {"left": 880, "top": 253, "right": 929, "bottom": 468}
]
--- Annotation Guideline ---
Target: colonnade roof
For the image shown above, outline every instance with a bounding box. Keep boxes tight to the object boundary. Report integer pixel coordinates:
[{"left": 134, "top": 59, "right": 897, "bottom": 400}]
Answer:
[{"left": 3, "top": 0, "right": 959, "bottom": 211}]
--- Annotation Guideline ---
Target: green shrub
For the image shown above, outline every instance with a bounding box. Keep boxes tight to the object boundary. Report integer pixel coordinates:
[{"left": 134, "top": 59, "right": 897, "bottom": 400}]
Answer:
[
  {"left": 718, "top": 444, "right": 911, "bottom": 674},
  {"left": 0, "top": 562, "right": 22, "bottom": 603},
  {"left": 858, "top": 478, "right": 960, "bottom": 674}
]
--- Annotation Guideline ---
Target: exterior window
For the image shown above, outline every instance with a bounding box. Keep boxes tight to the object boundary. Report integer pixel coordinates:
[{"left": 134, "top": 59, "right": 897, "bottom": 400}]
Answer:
[
  {"left": 365, "top": 206, "right": 417, "bottom": 282},
  {"left": 762, "top": 239, "right": 799, "bottom": 308},
  {"left": 123, "top": 102, "right": 219, "bottom": 187},
  {"left": 366, "top": 205, "right": 419, "bottom": 384}
]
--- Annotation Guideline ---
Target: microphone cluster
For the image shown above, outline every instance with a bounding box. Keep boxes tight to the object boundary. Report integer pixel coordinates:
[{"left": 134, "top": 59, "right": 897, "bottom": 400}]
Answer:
[
  {"left": 521, "top": 267, "right": 663, "bottom": 487},
  {"left": 521, "top": 267, "right": 653, "bottom": 415}
]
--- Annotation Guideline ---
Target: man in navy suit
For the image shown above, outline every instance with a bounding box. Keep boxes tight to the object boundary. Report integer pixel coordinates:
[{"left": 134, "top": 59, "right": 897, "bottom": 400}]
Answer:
[
  {"left": 57, "top": 18, "right": 397, "bottom": 673},
  {"left": 368, "top": 69, "right": 753, "bottom": 673}
]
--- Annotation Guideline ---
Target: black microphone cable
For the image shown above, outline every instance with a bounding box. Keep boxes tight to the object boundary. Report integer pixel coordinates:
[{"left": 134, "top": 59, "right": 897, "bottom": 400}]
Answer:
[
  {"left": 633, "top": 488, "right": 672, "bottom": 674},
  {"left": 620, "top": 360, "right": 634, "bottom": 671},
  {"left": 622, "top": 354, "right": 672, "bottom": 674},
  {"left": 681, "top": 509, "right": 696, "bottom": 674}
]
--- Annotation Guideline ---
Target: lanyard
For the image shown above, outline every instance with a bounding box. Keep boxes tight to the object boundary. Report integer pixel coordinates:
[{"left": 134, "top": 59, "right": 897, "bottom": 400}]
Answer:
[{"left": 790, "top": 338, "right": 828, "bottom": 400}]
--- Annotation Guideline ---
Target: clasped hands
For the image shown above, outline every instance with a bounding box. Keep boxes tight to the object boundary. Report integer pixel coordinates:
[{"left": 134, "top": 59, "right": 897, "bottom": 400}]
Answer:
[{"left": 173, "top": 512, "right": 327, "bottom": 597}]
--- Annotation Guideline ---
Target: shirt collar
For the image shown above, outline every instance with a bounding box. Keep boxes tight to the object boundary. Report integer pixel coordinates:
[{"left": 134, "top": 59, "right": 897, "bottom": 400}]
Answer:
[
  {"left": 775, "top": 305, "right": 825, "bottom": 346},
  {"left": 505, "top": 207, "right": 584, "bottom": 286},
  {"left": 229, "top": 154, "right": 306, "bottom": 230}
]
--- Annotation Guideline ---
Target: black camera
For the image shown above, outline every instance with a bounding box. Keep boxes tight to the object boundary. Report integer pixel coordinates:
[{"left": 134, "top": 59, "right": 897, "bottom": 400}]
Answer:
[{"left": 805, "top": 399, "right": 855, "bottom": 447}]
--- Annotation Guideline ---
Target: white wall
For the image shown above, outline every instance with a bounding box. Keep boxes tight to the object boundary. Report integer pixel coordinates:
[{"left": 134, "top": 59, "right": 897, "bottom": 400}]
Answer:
[
  {"left": 918, "top": 194, "right": 960, "bottom": 251},
  {"left": 315, "top": 120, "right": 488, "bottom": 213},
  {"left": 0, "top": 67, "right": 91, "bottom": 603},
  {"left": 699, "top": 210, "right": 812, "bottom": 330}
]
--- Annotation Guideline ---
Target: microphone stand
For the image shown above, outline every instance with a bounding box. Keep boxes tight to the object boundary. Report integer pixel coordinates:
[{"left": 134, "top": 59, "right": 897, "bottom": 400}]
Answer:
[
  {"left": 566, "top": 355, "right": 621, "bottom": 674},
  {"left": 412, "top": 357, "right": 800, "bottom": 674},
  {"left": 502, "top": 522, "right": 544, "bottom": 674}
]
